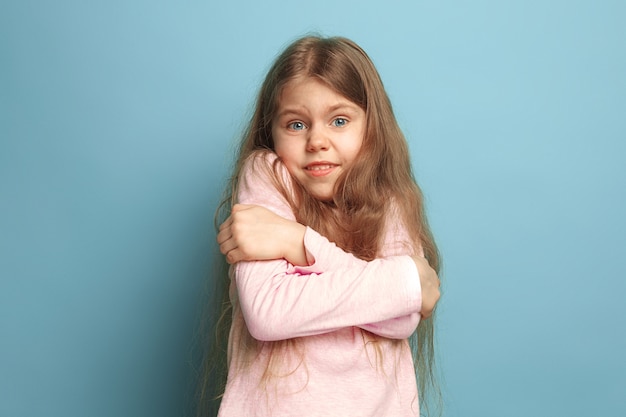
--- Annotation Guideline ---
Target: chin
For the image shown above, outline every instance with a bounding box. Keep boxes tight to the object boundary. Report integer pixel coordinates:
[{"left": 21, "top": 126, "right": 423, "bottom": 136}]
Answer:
[{"left": 308, "top": 189, "right": 334, "bottom": 202}]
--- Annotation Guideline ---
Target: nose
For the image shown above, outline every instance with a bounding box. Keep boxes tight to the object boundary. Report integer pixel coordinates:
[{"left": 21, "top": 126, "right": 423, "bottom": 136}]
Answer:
[{"left": 306, "top": 126, "right": 330, "bottom": 152}]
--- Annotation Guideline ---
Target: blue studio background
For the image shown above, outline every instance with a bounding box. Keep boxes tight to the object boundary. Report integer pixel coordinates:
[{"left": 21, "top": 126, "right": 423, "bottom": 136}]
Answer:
[{"left": 1, "top": 1, "right": 625, "bottom": 416}]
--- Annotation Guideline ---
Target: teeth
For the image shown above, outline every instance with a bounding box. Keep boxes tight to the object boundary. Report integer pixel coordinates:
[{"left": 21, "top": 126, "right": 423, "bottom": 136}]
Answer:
[{"left": 308, "top": 165, "right": 333, "bottom": 171}]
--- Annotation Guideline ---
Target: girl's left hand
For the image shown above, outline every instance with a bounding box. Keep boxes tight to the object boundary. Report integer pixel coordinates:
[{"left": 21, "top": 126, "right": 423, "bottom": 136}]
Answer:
[{"left": 217, "top": 204, "right": 308, "bottom": 265}]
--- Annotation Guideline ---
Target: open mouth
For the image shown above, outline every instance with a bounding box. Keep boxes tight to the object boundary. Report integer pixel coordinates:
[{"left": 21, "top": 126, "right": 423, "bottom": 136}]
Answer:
[
  {"left": 306, "top": 164, "right": 335, "bottom": 171},
  {"left": 305, "top": 162, "right": 338, "bottom": 177}
]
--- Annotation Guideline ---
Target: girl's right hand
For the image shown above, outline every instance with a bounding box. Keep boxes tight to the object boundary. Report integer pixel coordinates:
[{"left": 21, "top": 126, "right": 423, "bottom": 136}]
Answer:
[
  {"left": 411, "top": 256, "right": 440, "bottom": 319},
  {"left": 217, "top": 204, "right": 308, "bottom": 265}
]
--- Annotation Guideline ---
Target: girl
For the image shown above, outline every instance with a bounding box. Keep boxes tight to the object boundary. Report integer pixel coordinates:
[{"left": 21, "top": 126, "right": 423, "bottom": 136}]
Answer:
[{"left": 210, "top": 36, "right": 441, "bottom": 416}]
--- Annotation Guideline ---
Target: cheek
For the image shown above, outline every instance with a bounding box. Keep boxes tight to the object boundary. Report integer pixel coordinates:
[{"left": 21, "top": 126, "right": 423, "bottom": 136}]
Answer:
[
  {"left": 272, "top": 130, "right": 286, "bottom": 156},
  {"left": 346, "top": 136, "right": 364, "bottom": 162},
  {"left": 273, "top": 141, "right": 297, "bottom": 167},
  {"left": 273, "top": 142, "right": 287, "bottom": 160}
]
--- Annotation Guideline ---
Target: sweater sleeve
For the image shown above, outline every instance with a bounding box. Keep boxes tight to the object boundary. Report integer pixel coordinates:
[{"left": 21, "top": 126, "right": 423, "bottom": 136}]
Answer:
[
  {"left": 233, "top": 152, "right": 422, "bottom": 341},
  {"left": 299, "top": 228, "right": 422, "bottom": 340},
  {"left": 296, "top": 200, "right": 423, "bottom": 339},
  {"left": 357, "top": 206, "right": 424, "bottom": 338}
]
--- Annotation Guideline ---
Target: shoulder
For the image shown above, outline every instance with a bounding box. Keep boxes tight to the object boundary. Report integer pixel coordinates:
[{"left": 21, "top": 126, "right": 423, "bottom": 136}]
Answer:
[
  {"left": 240, "top": 150, "right": 292, "bottom": 188},
  {"left": 237, "top": 150, "right": 296, "bottom": 219}
]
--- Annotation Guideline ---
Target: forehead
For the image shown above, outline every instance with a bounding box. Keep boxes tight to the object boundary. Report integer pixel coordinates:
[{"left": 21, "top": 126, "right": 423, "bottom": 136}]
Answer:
[{"left": 275, "top": 77, "right": 362, "bottom": 116}]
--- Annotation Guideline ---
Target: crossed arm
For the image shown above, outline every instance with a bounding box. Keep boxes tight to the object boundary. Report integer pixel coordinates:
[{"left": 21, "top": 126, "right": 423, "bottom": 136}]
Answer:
[
  {"left": 218, "top": 203, "right": 441, "bottom": 320},
  {"left": 216, "top": 153, "right": 440, "bottom": 340}
]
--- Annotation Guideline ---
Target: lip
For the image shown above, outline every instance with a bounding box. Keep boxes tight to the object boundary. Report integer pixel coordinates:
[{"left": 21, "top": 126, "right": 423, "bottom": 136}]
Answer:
[{"left": 304, "top": 161, "right": 338, "bottom": 177}]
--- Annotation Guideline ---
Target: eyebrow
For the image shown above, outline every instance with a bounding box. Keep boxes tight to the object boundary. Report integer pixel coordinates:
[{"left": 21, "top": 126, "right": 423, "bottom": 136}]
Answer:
[{"left": 276, "top": 102, "right": 361, "bottom": 119}]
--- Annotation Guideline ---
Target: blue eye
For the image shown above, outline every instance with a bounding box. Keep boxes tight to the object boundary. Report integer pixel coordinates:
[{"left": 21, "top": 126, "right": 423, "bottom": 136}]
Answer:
[
  {"left": 332, "top": 118, "right": 348, "bottom": 127},
  {"left": 288, "top": 121, "right": 306, "bottom": 131}
]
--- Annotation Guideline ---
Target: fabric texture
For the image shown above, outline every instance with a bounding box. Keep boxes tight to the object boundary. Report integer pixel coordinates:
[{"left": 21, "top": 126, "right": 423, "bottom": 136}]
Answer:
[{"left": 218, "top": 152, "right": 424, "bottom": 417}]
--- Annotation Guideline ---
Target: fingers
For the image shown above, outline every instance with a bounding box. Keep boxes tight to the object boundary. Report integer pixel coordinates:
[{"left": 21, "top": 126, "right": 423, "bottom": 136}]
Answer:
[
  {"left": 216, "top": 210, "right": 242, "bottom": 262},
  {"left": 218, "top": 233, "right": 239, "bottom": 264},
  {"left": 224, "top": 248, "right": 240, "bottom": 264},
  {"left": 216, "top": 216, "right": 235, "bottom": 256},
  {"left": 216, "top": 223, "right": 232, "bottom": 246},
  {"left": 218, "top": 215, "right": 232, "bottom": 233},
  {"left": 411, "top": 256, "right": 440, "bottom": 319},
  {"left": 219, "top": 204, "right": 253, "bottom": 236},
  {"left": 217, "top": 217, "right": 243, "bottom": 263},
  {"left": 216, "top": 204, "right": 262, "bottom": 264},
  {"left": 217, "top": 204, "right": 254, "bottom": 248},
  {"left": 219, "top": 236, "right": 235, "bottom": 256}
]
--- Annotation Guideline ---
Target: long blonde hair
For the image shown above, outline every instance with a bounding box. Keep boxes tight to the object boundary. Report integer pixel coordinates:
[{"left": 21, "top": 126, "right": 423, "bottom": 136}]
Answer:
[{"left": 198, "top": 35, "right": 441, "bottom": 416}]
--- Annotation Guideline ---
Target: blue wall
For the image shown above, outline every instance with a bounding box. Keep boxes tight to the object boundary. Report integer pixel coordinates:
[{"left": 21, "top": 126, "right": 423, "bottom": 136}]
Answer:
[{"left": 1, "top": 1, "right": 624, "bottom": 416}]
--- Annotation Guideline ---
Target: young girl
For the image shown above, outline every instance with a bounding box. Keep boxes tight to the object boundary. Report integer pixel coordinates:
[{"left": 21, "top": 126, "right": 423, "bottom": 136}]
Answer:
[{"left": 210, "top": 35, "right": 441, "bottom": 416}]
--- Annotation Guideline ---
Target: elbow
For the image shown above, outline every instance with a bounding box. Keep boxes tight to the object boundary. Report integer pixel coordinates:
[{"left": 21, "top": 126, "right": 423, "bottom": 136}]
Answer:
[
  {"left": 240, "top": 302, "right": 292, "bottom": 342},
  {"left": 399, "top": 313, "right": 421, "bottom": 339},
  {"left": 362, "top": 313, "right": 420, "bottom": 340},
  {"left": 235, "top": 265, "right": 294, "bottom": 341},
  {"left": 245, "top": 317, "right": 284, "bottom": 342},
  {"left": 389, "top": 313, "right": 420, "bottom": 339}
]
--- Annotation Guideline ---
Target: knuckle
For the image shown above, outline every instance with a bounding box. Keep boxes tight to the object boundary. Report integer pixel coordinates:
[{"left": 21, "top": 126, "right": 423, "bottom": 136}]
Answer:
[
  {"left": 239, "top": 242, "right": 252, "bottom": 257},
  {"left": 230, "top": 221, "right": 242, "bottom": 235}
]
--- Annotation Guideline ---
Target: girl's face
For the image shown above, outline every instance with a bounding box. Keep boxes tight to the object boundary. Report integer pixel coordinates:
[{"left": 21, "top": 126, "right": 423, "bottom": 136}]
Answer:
[{"left": 272, "top": 77, "right": 365, "bottom": 201}]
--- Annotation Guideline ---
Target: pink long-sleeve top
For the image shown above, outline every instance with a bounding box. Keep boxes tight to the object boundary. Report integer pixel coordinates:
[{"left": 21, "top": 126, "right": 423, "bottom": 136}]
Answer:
[{"left": 217, "top": 152, "right": 424, "bottom": 417}]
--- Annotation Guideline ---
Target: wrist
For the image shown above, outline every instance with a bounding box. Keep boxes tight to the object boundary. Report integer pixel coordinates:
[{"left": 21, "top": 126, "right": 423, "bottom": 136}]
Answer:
[{"left": 281, "top": 222, "right": 308, "bottom": 266}]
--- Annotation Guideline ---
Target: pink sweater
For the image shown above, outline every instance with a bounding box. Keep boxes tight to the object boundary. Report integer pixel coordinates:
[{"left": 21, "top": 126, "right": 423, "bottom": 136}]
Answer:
[{"left": 218, "top": 153, "right": 424, "bottom": 417}]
